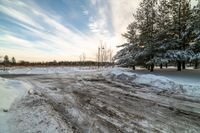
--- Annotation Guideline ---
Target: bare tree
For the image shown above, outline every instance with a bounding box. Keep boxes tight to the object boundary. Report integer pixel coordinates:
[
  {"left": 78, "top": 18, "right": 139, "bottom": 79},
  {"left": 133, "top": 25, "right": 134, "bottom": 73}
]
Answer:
[
  {"left": 79, "top": 55, "right": 83, "bottom": 62},
  {"left": 80, "top": 53, "right": 86, "bottom": 67},
  {"left": 102, "top": 45, "right": 109, "bottom": 62},
  {"left": 108, "top": 48, "right": 113, "bottom": 63},
  {"left": 0, "top": 55, "right": 3, "bottom": 69},
  {"left": 0, "top": 55, "right": 2, "bottom": 63},
  {"left": 82, "top": 53, "right": 86, "bottom": 62},
  {"left": 97, "top": 42, "right": 114, "bottom": 67},
  {"left": 100, "top": 44, "right": 104, "bottom": 63}
]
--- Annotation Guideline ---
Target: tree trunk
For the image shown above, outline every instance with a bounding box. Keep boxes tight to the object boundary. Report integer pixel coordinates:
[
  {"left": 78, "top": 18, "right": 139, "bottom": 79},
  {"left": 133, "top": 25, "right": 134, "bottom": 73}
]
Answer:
[
  {"left": 160, "top": 64, "right": 163, "bottom": 69},
  {"left": 182, "top": 61, "right": 186, "bottom": 69},
  {"left": 150, "top": 64, "right": 154, "bottom": 72},
  {"left": 177, "top": 61, "right": 181, "bottom": 71},
  {"left": 194, "top": 60, "right": 198, "bottom": 69},
  {"left": 190, "top": 62, "right": 192, "bottom": 67},
  {"left": 165, "top": 64, "right": 168, "bottom": 68},
  {"left": 133, "top": 65, "right": 135, "bottom": 70},
  {"left": 147, "top": 65, "right": 150, "bottom": 70}
]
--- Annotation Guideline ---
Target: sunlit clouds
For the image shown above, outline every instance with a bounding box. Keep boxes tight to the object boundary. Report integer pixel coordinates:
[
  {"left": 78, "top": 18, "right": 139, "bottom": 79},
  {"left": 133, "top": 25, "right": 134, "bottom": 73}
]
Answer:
[{"left": 3, "top": 0, "right": 196, "bottom": 61}]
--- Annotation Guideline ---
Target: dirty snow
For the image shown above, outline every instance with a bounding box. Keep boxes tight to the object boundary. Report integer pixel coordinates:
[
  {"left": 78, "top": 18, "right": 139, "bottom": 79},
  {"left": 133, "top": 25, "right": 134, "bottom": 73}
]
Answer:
[
  {"left": 107, "top": 67, "right": 200, "bottom": 97},
  {"left": 0, "top": 67, "right": 200, "bottom": 132},
  {"left": 1, "top": 67, "right": 200, "bottom": 97}
]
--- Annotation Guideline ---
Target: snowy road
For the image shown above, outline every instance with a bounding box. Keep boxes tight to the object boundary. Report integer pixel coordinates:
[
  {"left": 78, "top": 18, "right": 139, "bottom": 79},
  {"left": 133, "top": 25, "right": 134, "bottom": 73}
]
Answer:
[{"left": 3, "top": 68, "right": 200, "bottom": 133}]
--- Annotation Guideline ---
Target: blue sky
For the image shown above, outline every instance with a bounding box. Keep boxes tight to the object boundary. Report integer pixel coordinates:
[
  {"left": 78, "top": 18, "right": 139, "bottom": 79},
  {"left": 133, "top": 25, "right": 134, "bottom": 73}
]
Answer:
[{"left": 0, "top": 0, "right": 197, "bottom": 61}]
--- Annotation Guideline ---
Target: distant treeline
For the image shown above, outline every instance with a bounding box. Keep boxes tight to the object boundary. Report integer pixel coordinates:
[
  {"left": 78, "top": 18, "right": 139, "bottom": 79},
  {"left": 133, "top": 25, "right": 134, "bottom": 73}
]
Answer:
[
  {"left": 0, "top": 55, "right": 113, "bottom": 67},
  {"left": 11, "top": 61, "right": 113, "bottom": 67}
]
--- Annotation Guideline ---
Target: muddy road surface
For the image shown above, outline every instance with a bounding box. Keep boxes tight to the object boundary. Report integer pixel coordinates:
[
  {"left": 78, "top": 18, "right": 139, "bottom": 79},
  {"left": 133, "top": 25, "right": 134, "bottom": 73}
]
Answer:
[{"left": 5, "top": 71, "right": 200, "bottom": 133}]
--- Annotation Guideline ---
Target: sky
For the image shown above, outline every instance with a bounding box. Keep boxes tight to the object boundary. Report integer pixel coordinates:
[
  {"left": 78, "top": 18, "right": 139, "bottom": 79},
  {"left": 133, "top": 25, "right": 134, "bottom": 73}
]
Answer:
[{"left": 0, "top": 0, "right": 197, "bottom": 62}]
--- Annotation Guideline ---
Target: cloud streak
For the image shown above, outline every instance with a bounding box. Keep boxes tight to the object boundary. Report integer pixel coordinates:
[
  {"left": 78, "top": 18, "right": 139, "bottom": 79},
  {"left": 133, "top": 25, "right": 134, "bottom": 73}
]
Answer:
[{"left": 0, "top": 0, "right": 142, "bottom": 61}]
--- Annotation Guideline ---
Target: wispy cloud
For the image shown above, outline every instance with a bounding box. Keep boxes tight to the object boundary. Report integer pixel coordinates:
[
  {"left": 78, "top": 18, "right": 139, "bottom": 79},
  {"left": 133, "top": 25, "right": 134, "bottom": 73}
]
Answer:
[
  {"left": 82, "top": 7, "right": 89, "bottom": 16},
  {"left": 87, "top": 0, "right": 141, "bottom": 52},
  {"left": 0, "top": 35, "right": 34, "bottom": 48},
  {"left": 0, "top": 0, "right": 142, "bottom": 61},
  {"left": 90, "top": 0, "right": 97, "bottom": 5},
  {"left": 0, "top": 1, "right": 43, "bottom": 30}
]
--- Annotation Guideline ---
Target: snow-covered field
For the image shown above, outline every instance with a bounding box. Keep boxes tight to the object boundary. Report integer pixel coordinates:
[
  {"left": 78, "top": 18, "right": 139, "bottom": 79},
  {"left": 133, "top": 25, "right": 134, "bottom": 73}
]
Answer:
[
  {"left": 0, "top": 67, "right": 97, "bottom": 75},
  {"left": 0, "top": 67, "right": 200, "bottom": 133}
]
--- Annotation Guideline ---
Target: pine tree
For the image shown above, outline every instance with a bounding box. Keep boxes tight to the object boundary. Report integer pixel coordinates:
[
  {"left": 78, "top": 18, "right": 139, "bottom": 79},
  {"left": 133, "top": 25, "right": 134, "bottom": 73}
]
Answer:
[
  {"left": 12, "top": 57, "right": 16, "bottom": 65},
  {"left": 115, "top": 22, "right": 140, "bottom": 69},
  {"left": 114, "top": 43, "right": 136, "bottom": 68},
  {"left": 166, "top": 0, "right": 192, "bottom": 71},
  {"left": 115, "top": 0, "right": 159, "bottom": 71},
  {"left": 189, "top": 1, "right": 200, "bottom": 68},
  {"left": 115, "top": 0, "right": 197, "bottom": 70},
  {"left": 153, "top": 0, "right": 171, "bottom": 68},
  {"left": 4, "top": 55, "right": 9, "bottom": 66},
  {"left": 135, "top": 0, "right": 158, "bottom": 71}
]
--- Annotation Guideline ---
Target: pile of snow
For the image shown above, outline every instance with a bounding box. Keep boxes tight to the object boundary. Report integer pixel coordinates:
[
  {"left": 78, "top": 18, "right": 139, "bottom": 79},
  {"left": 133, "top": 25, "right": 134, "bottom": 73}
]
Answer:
[
  {"left": 0, "top": 77, "right": 31, "bottom": 110},
  {"left": 9, "top": 95, "right": 73, "bottom": 133},
  {"left": 108, "top": 68, "right": 200, "bottom": 97},
  {"left": 0, "top": 77, "right": 31, "bottom": 133},
  {"left": 134, "top": 74, "right": 184, "bottom": 92}
]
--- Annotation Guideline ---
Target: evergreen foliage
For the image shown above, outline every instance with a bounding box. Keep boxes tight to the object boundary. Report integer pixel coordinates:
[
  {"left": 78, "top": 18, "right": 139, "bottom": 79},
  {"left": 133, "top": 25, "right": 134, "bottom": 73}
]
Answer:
[{"left": 115, "top": 0, "right": 200, "bottom": 71}]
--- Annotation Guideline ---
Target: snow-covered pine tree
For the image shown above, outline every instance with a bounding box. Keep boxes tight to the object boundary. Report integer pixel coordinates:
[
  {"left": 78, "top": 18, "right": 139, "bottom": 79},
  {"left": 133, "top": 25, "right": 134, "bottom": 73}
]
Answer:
[
  {"left": 115, "top": 0, "right": 197, "bottom": 71},
  {"left": 166, "top": 0, "right": 192, "bottom": 71},
  {"left": 189, "top": 1, "right": 200, "bottom": 69},
  {"left": 153, "top": 0, "right": 172, "bottom": 68},
  {"left": 191, "top": 53, "right": 200, "bottom": 69},
  {"left": 114, "top": 43, "right": 137, "bottom": 69},
  {"left": 114, "top": 22, "right": 140, "bottom": 69},
  {"left": 164, "top": 49, "right": 194, "bottom": 71},
  {"left": 134, "top": 0, "right": 158, "bottom": 71}
]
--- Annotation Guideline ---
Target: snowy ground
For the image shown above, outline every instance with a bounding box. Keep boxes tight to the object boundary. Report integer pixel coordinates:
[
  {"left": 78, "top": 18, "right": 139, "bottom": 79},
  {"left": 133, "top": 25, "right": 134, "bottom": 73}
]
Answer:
[
  {"left": 133, "top": 67, "right": 200, "bottom": 85},
  {"left": 0, "top": 78, "right": 31, "bottom": 133},
  {"left": 109, "top": 67, "right": 200, "bottom": 97},
  {"left": 0, "top": 67, "right": 200, "bottom": 133},
  {"left": 0, "top": 67, "right": 97, "bottom": 75}
]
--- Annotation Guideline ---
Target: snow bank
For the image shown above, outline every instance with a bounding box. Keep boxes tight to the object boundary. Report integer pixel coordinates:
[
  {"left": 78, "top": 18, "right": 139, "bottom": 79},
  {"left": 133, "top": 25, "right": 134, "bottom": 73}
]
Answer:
[
  {"left": 0, "top": 77, "right": 31, "bottom": 133},
  {"left": 0, "top": 77, "right": 30, "bottom": 110},
  {"left": 135, "top": 74, "right": 182, "bottom": 91},
  {"left": 108, "top": 68, "right": 200, "bottom": 97}
]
